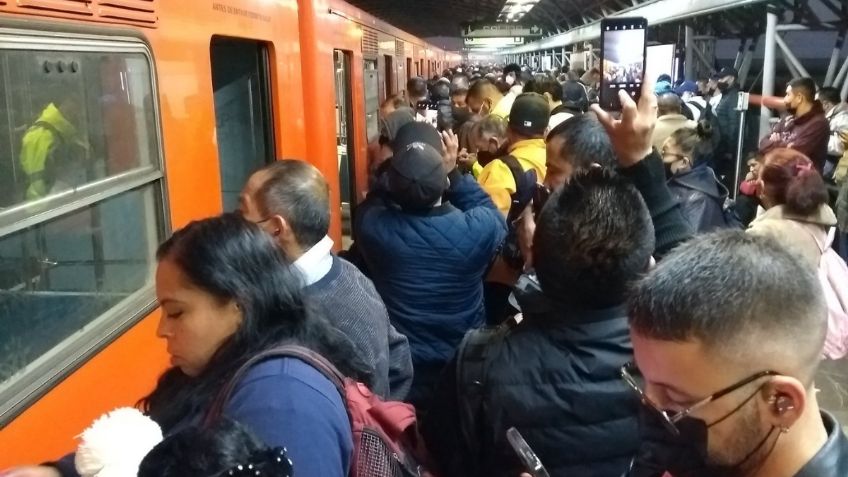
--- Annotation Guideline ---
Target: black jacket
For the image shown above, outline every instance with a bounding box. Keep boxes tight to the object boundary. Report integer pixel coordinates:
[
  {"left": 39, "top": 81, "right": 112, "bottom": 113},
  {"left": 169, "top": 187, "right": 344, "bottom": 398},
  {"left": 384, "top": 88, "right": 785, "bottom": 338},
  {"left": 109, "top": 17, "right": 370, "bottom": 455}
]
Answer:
[
  {"left": 423, "top": 305, "right": 640, "bottom": 477},
  {"left": 795, "top": 411, "right": 848, "bottom": 477},
  {"left": 714, "top": 86, "right": 740, "bottom": 163},
  {"left": 668, "top": 165, "right": 735, "bottom": 233}
]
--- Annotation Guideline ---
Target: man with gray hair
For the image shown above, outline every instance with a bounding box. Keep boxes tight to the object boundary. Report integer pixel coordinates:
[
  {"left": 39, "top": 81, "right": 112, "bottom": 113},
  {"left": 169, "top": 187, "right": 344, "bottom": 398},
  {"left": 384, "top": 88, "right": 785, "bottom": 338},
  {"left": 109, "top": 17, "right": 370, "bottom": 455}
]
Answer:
[
  {"left": 239, "top": 160, "right": 413, "bottom": 400},
  {"left": 625, "top": 232, "right": 847, "bottom": 477}
]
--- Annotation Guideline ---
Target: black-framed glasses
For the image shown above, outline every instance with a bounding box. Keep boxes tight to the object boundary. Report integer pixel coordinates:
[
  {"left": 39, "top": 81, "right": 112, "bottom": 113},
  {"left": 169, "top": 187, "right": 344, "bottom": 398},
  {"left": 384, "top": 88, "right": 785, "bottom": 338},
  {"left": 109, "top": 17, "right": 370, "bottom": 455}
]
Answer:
[{"left": 620, "top": 362, "right": 780, "bottom": 436}]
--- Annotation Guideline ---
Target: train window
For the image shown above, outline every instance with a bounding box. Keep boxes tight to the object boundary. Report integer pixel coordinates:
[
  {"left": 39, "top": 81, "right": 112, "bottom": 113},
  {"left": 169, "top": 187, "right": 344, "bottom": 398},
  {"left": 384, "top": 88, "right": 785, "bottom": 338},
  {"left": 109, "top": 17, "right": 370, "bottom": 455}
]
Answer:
[
  {"left": 364, "top": 60, "right": 379, "bottom": 142},
  {"left": 333, "top": 50, "right": 356, "bottom": 248},
  {"left": 209, "top": 37, "right": 275, "bottom": 212},
  {"left": 0, "top": 32, "right": 166, "bottom": 423}
]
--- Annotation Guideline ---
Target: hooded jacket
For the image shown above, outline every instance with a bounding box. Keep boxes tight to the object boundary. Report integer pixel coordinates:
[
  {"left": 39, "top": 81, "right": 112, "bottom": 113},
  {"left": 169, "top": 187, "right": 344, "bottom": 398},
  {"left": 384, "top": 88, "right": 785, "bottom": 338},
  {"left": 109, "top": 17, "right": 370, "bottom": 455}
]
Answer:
[
  {"left": 477, "top": 138, "right": 547, "bottom": 216},
  {"left": 19, "top": 103, "right": 81, "bottom": 200},
  {"left": 759, "top": 102, "right": 830, "bottom": 171},
  {"left": 747, "top": 204, "right": 838, "bottom": 270},
  {"left": 668, "top": 165, "right": 734, "bottom": 233}
]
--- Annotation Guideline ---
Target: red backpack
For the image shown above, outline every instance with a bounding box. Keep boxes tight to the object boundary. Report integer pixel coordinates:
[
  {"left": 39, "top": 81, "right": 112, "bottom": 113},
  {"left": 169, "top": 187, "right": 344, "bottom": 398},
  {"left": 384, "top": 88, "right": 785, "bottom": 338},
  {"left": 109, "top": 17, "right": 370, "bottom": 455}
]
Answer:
[{"left": 207, "top": 345, "right": 436, "bottom": 477}]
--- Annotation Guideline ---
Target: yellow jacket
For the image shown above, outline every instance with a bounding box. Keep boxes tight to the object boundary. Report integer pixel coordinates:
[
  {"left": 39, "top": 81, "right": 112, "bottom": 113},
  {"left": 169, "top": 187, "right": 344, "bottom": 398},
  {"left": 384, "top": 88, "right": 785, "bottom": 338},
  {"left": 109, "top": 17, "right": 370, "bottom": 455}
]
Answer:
[
  {"left": 477, "top": 138, "right": 547, "bottom": 216},
  {"left": 20, "top": 103, "right": 79, "bottom": 199}
]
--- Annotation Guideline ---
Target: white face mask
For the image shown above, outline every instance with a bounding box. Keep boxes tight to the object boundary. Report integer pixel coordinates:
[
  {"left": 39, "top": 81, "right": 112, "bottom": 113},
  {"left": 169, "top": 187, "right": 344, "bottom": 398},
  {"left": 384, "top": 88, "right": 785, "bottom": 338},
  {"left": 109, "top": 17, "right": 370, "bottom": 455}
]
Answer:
[{"left": 505, "top": 74, "right": 516, "bottom": 86}]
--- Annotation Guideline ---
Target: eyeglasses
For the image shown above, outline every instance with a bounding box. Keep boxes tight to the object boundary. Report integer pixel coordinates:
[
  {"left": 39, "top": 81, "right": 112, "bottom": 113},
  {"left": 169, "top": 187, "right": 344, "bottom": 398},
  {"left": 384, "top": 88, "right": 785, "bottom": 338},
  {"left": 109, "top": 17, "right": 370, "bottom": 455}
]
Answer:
[{"left": 620, "top": 362, "right": 780, "bottom": 436}]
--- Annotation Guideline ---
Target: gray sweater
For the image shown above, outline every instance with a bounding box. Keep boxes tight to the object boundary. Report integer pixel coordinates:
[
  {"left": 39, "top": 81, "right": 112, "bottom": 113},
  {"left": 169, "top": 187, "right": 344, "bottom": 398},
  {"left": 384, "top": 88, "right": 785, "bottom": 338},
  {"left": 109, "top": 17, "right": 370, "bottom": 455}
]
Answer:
[{"left": 304, "top": 256, "right": 413, "bottom": 400}]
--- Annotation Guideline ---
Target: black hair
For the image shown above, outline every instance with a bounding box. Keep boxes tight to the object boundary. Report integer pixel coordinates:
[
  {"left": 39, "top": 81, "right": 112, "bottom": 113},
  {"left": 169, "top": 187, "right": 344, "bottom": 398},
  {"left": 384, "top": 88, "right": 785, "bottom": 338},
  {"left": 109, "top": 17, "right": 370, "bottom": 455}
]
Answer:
[
  {"left": 141, "top": 214, "right": 371, "bottom": 430},
  {"left": 503, "top": 63, "right": 522, "bottom": 77},
  {"left": 628, "top": 231, "right": 827, "bottom": 378},
  {"left": 657, "top": 92, "right": 683, "bottom": 116},
  {"left": 546, "top": 114, "right": 616, "bottom": 171},
  {"left": 789, "top": 77, "right": 817, "bottom": 103},
  {"left": 817, "top": 86, "right": 843, "bottom": 105},
  {"left": 431, "top": 81, "right": 451, "bottom": 101},
  {"left": 255, "top": 160, "right": 330, "bottom": 249},
  {"left": 138, "top": 419, "right": 293, "bottom": 477},
  {"left": 523, "top": 76, "right": 563, "bottom": 102},
  {"left": 534, "top": 168, "right": 655, "bottom": 309},
  {"left": 668, "top": 120, "right": 715, "bottom": 167},
  {"left": 407, "top": 77, "right": 428, "bottom": 100},
  {"left": 451, "top": 73, "right": 470, "bottom": 94}
]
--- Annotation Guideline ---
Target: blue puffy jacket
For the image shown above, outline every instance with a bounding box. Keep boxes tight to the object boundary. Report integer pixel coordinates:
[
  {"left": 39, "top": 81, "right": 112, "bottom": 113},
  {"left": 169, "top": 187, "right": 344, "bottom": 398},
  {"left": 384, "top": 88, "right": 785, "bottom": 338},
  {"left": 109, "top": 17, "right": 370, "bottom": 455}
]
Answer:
[{"left": 355, "top": 170, "right": 507, "bottom": 367}]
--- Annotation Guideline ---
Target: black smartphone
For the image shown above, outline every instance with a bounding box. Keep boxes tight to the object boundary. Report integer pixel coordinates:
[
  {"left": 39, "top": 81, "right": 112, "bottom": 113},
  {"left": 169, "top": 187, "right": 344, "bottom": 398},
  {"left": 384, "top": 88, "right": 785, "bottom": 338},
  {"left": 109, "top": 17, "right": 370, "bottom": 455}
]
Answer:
[
  {"left": 506, "top": 427, "right": 551, "bottom": 477},
  {"left": 599, "top": 17, "right": 648, "bottom": 111}
]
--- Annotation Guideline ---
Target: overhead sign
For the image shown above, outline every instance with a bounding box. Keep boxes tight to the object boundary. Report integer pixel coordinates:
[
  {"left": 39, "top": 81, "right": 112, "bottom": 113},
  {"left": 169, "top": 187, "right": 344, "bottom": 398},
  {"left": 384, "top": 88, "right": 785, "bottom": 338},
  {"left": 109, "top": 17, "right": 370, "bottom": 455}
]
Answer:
[
  {"left": 463, "top": 37, "right": 526, "bottom": 47},
  {"left": 463, "top": 24, "right": 542, "bottom": 38}
]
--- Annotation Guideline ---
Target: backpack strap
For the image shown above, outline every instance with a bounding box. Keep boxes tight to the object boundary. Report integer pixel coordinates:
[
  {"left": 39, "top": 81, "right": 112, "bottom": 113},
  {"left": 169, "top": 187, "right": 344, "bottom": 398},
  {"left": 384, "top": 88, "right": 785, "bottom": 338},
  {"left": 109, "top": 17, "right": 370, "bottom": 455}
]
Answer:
[
  {"left": 205, "top": 344, "right": 347, "bottom": 426},
  {"left": 455, "top": 321, "right": 513, "bottom": 473}
]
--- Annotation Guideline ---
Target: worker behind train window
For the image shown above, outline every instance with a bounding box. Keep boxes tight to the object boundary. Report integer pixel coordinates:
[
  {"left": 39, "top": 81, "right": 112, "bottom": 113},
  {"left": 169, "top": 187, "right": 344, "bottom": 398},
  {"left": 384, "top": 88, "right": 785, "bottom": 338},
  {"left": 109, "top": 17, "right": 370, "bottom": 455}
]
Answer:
[
  {"left": 5, "top": 214, "right": 367, "bottom": 477},
  {"left": 239, "top": 159, "right": 414, "bottom": 401}
]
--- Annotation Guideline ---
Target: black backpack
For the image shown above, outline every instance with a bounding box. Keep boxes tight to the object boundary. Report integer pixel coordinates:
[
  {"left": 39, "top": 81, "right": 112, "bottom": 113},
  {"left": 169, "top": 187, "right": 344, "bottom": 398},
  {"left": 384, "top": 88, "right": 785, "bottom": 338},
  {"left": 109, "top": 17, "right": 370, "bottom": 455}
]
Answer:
[
  {"left": 498, "top": 155, "right": 538, "bottom": 270},
  {"left": 454, "top": 318, "right": 517, "bottom": 477}
]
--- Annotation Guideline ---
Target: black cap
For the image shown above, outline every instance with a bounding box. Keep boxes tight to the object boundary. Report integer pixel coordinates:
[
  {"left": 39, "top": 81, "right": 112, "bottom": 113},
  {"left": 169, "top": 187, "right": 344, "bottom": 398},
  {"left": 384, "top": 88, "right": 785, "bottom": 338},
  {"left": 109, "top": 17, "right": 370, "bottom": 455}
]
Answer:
[
  {"left": 718, "top": 66, "right": 738, "bottom": 79},
  {"left": 391, "top": 121, "right": 442, "bottom": 154},
  {"left": 379, "top": 108, "right": 415, "bottom": 142},
  {"left": 508, "top": 93, "right": 550, "bottom": 136},
  {"left": 387, "top": 142, "right": 446, "bottom": 211}
]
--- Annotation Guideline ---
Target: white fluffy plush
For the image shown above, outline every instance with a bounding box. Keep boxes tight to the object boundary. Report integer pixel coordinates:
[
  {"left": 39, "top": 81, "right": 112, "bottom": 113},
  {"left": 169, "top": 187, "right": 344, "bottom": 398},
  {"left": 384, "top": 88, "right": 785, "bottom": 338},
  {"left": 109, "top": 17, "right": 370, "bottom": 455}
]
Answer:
[{"left": 75, "top": 407, "right": 163, "bottom": 477}]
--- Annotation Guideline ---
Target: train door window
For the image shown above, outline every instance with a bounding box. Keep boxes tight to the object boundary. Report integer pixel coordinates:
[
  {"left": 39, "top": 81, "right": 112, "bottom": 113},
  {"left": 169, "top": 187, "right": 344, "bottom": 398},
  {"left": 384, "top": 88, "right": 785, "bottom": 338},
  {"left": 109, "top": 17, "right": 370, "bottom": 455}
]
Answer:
[
  {"left": 364, "top": 59, "right": 379, "bottom": 143},
  {"left": 209, "top": 37, "right": 275, "bottom": 212},
  {"left": 406, "top": 57, "right": 412, "bottom": 82},
  {"left": 333, "top": 50, "right": 356, "bottom": 248},
  {"left": 0, "top": 32, "right": 166, "bottom": 423},
  {"left": 384, "top": 54, "right": 394, "bottom": 97}
]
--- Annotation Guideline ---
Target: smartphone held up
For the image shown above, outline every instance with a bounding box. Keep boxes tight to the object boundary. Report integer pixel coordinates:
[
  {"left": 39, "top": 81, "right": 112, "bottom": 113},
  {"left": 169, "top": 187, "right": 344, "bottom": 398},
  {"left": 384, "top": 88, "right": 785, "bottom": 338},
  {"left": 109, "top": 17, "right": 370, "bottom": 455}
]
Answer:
[{"left": 599, "top": 17, "right": 648, "bottom": 111}]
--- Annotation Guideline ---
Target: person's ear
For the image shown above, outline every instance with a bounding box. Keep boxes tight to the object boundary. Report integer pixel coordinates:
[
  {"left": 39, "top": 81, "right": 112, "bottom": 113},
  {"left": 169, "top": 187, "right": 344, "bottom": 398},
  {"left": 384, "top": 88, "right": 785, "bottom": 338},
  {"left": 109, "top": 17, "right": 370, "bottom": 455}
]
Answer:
[
  {"left": 488, "top": 137, "right": 501, "bottom": 153},
  {"left": 760, "top": 376, "right": 806, "bottom": 432}
]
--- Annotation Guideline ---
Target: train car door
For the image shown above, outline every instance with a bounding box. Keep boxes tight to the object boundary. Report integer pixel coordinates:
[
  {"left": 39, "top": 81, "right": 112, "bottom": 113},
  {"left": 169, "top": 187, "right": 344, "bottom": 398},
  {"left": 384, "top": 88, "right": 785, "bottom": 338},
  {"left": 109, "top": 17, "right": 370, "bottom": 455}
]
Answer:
[
  {"left": 209, "top": 37, "right": 275, "bottom": 212},
  {"left": 406, "top": 57, "right": 412, "bottom": 82},
  {"left": 333, "top": 50, "right": 356, "bottom": 247},
  {"left": 364, "top": 59, "right": 379, "bottom": 143}
]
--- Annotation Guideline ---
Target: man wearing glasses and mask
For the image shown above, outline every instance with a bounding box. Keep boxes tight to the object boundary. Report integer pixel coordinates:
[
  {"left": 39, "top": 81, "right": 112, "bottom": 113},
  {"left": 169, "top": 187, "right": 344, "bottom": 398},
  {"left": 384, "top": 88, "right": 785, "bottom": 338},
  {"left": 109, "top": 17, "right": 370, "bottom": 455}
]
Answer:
[{"left": 623, "top": 231, "right": 848, "bottom": 477}]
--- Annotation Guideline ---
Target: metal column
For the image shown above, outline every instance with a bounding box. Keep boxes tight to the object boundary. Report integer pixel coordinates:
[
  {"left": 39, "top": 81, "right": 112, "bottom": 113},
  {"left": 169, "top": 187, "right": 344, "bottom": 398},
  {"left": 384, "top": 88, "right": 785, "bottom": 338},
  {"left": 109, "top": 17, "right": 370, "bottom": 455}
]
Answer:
[
  {"left": 685, "top": 25, "right": 695, "bottom": 80},
  {"left": 775, "top": 34, "right": 811, "bottom": 79},
  {"left": 825, "top": 29, "right": 846, "bottom": 86},
  {"left": 760, "top": 7, "right": 779, "bottom": 139}
]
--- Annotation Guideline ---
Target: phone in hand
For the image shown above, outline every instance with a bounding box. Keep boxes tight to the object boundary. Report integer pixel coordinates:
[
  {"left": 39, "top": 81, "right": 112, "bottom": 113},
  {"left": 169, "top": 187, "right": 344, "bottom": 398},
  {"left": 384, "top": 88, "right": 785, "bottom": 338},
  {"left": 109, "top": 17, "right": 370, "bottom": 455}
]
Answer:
[
  {"left": 416, "top": 100, "right": 439, "bottom": 129},
  {"left": 506, "top": 427, "right": 551, "bottom": 477},
  {"left": 599, "top": 17, "right": 648, "bottom": 111}
]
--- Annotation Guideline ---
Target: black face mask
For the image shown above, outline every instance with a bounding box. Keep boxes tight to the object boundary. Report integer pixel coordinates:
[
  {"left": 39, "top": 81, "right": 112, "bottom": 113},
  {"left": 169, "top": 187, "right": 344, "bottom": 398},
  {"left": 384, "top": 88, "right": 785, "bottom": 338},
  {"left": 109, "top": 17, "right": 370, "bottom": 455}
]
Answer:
[
  {"left": 476, "top": 150, "right": 498, "bottom": 166},
  {"left": 664, "top": 162, "right": 676, "bottom": 180},
  {"left": 627, "top": 405, "right": 778, "bottom": 477},
  {"left": 717, "top": 82, "right": 731, "bottom": 93}
]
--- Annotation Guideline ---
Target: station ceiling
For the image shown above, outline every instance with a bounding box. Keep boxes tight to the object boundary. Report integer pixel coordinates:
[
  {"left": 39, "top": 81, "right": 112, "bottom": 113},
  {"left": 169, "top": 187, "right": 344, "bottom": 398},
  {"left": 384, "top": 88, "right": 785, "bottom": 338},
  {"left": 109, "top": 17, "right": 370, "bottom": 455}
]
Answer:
[{"left": 346, "top": 0, "right": 636, "bottom": 38}]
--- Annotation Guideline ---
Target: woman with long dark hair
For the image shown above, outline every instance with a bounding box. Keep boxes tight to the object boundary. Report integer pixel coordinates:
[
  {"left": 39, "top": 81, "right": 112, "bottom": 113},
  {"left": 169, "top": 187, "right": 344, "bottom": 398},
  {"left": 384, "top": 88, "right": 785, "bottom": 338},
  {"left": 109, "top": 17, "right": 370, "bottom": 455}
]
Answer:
[{"left": 5, "top": 214, "right": 369, "bottom": 477}]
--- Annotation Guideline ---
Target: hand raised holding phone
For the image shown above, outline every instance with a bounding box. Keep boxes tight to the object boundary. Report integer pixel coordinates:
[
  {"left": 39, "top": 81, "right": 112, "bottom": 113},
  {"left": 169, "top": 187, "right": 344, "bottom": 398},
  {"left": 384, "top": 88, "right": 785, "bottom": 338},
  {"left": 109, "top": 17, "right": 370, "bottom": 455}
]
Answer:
[{"left": 591, "top": 75, "right": 658, "bottom": 168}]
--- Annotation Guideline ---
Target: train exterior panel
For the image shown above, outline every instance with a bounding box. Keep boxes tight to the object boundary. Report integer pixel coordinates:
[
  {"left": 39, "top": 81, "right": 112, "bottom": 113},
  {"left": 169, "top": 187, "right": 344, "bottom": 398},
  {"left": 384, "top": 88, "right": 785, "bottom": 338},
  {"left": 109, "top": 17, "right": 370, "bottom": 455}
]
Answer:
[{"left": 0, "top": 0, "right": 456, "bottom": 466}]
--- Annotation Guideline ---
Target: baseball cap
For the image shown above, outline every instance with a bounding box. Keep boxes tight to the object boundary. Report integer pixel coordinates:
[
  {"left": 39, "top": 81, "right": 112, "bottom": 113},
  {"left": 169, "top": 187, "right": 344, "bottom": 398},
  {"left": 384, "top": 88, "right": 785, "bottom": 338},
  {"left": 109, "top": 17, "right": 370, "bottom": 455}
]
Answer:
[
  {"left": 379, "top": 108, "right": 415, "bottom": 143},
  {"left": 391, "top": 121, "right": 443, "bottom": 154},
  {"left": 718, "top": 66, "right": 739, "bottom": 79},
  {"left": 508, "top": 93, "right": 550, "bottom": 137},
  {"left": 387, "top": 140, "right": 447, "bottom": 211},
  {"left": 674, "top": 80, "right": 699, "bottom": 95}
]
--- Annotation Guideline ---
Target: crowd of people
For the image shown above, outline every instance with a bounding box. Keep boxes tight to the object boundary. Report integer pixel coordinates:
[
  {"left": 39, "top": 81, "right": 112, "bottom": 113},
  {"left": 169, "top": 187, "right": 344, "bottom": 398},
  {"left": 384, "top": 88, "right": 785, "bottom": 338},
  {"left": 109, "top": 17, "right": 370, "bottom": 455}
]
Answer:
[{"left": 3, "top": 62, "right": 848, "bottom": 477}]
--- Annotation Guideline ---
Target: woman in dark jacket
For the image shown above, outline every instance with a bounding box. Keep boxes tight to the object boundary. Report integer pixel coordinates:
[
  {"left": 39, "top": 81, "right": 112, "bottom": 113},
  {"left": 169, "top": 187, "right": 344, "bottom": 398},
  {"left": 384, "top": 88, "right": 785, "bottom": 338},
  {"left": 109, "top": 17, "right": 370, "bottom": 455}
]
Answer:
[
  {"left": 6, "top": 214, "right": 369, "bottom": 477},
  {"left": 662, "top": 120, "right": 738, "bottom": 232}
]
